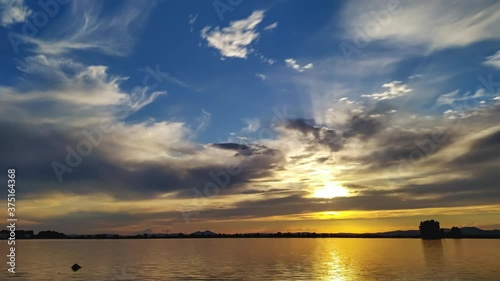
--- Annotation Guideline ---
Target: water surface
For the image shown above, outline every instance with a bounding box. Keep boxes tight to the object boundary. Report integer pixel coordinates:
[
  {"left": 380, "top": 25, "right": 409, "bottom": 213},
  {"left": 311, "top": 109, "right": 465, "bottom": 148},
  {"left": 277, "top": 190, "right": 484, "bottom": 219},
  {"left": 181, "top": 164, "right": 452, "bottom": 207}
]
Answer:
[{"left": 1, "top": 238, "right": 498, "bottom": 280}]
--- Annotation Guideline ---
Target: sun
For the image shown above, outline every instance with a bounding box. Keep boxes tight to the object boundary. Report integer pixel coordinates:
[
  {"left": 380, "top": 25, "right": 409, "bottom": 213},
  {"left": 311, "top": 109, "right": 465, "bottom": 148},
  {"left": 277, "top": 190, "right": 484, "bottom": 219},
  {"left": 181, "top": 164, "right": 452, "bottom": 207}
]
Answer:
[{"left": 313, "top": 182, "right": 350, "bottom": 198}]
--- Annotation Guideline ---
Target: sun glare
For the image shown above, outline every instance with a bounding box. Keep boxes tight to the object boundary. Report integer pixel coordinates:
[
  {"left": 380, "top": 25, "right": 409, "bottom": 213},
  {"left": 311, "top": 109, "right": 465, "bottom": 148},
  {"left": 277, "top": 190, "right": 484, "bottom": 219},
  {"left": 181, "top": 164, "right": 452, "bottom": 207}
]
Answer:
[{"left": 313, "top": 182, "right": 350, "bottom": 198}]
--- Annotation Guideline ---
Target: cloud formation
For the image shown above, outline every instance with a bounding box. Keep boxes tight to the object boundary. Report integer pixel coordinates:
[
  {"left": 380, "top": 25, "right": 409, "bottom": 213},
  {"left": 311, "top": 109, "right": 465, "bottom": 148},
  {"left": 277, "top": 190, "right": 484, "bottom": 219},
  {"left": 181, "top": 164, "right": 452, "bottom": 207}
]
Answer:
[
  {"left": 0, "top": 0, "right": 31, "bottom": 26},
  {"left": 201, "top": 10, "right": 265, "bottom": 58},
  {"left": 484, "top": 50, "right": 500, "bottom": 69},
  {"left": 17, "top": 1, "right": 155, "bottom": 56},
  {"left": 263, "top": 22, "right": 278, "bottom": 31},
  {"left": 342, "top": 0, "right": 500, "bottom": 53},
  {"left": 285, "top": 58, "right": 313, "bottom": 72},
  {"left": 362, "top": 81, "right": 412, "bottom": 100}
]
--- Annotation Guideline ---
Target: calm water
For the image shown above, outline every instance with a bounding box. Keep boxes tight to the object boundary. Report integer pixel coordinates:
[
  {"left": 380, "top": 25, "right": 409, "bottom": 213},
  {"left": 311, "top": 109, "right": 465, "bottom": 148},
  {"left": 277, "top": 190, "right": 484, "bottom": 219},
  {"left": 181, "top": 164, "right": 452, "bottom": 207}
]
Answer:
[{"left": 1, "top": 238, "right": 499, "bottom": 280}]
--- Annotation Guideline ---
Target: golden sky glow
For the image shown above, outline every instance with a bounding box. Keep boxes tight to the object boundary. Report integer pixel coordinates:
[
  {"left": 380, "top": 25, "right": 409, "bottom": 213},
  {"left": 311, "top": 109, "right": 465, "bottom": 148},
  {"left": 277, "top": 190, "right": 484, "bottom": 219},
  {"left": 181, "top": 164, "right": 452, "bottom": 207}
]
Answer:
[{"left": 1, "top": 0, "right": 500, "bottom": 236}]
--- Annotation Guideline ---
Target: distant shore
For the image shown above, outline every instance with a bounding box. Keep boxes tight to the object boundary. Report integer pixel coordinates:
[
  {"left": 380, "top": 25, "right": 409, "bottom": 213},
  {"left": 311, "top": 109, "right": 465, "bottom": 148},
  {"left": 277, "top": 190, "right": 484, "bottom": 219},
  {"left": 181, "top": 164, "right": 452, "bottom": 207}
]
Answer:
[{"left": 2, "top": 229, "right": 500, "bottom": 240}]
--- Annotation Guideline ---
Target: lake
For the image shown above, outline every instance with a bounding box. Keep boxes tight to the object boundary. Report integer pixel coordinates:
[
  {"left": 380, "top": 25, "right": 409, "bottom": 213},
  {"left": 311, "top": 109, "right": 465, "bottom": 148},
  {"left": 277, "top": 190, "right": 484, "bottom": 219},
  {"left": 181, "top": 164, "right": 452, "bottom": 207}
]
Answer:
[{"left": 1, "top": 238, "right": 499, "bottom": 280}]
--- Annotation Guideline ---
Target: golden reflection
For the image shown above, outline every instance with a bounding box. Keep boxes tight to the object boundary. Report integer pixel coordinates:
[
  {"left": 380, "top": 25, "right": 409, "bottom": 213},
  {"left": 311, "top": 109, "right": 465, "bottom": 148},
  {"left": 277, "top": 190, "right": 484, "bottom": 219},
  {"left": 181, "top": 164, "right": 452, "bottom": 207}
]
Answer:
[{"left": 311, "top": 239, "right": 347, "bottom": 281}]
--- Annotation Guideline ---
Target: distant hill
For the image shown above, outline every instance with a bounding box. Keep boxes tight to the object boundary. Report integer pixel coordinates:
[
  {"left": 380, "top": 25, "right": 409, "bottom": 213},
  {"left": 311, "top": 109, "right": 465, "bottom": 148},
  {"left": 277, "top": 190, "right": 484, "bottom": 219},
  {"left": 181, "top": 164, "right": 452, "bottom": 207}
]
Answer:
[
  {"left": 2, "top": 227, "right": 500, "bottom": 239},
  {"left": 377, "top": 227, "right": 500, "bottom": 238},
  {"left": 376, "top": 230, "right": 420, "bottom": 237},
  {"left": 191, "top": 230, "right": 217, "bottom": 236},
  {"left": 458, "top": 227, "right": 500, "bottom": 236}
]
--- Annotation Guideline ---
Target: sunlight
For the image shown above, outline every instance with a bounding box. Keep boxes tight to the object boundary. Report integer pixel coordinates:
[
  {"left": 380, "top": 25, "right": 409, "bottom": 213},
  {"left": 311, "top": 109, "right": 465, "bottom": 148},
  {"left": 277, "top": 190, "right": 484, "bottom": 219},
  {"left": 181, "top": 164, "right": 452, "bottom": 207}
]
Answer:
[{"left": 313, "top": 182, "right": 350, "bottom": 199}]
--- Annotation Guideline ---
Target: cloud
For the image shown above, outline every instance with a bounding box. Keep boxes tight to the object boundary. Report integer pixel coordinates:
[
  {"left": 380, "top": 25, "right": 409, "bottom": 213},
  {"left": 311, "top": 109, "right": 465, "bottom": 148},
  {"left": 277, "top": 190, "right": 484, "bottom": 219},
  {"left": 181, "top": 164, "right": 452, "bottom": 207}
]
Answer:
[
  {"left": 0, "top": 55, "right": 285, "bottom": 202},
  {"left": 285, "top": 58, "right": 313, "bottom": 72},
  {"left": 435, "top": 88, "right": 492, "bottom": 109},
  {"left": 484, "top": 50, "right": 500, "bottom": 69},
  {"left": 194, "top": 109, "right": 212, "bottom": 133},
  {"left": 188, "top": 13, "right": 198, "bottom": 32},
  {"left": 17, "top": 0, "right": 156, "bottom": 56},
  {"left": 209, "top": 143, "right": 279, "bottom": 157},
  {"left": 283, "top": 119, "right": 343, "bottom": 151},
  {"left": 0, "top": 0, "right": 31, "bottom": 26},
  {"left": 263, "top": 22, "right": 278, "bottom": 31},
  {"left": 258, "top": 54, "right": 275, "bottom": 65},
  {"left": 452, "top": 128, "right": 500, "bottom": 166},
  {"left": 255, "top": 73, "right": 266, "bottom": 80},
  {"left": 242, "top": 118, "right": 261, "bottom": 133},
  {"left": 201, "top": 10, "right": 265, "bottom": 58},
  {"left": 362, "top": 81, "right": 412, "bottom": 100},
  {"left": 341, "top": 0, "right": 500, "bottom": 53}
]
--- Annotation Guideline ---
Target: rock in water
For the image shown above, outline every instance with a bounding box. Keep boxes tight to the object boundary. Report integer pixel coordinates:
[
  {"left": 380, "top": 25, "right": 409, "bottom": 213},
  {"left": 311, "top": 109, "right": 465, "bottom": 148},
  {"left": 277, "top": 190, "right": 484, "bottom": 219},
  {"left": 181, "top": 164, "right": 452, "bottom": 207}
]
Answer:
[{"left": 71, "top": 263, "right": 82, "bottom": 272}]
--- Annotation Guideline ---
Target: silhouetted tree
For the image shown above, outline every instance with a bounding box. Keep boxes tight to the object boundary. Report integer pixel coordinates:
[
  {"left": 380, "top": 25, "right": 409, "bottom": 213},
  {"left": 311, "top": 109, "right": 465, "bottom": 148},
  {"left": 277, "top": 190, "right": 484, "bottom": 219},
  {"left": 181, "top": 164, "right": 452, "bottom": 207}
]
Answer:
[
  {"left": 446, "top": 226, "right": 463, "bottom": 238},
  {"left": 419, "top": 220, "right": 442, "bottom": 239},
  {"left": 35, "top": 230, "right": 67, "bottom": 239}
]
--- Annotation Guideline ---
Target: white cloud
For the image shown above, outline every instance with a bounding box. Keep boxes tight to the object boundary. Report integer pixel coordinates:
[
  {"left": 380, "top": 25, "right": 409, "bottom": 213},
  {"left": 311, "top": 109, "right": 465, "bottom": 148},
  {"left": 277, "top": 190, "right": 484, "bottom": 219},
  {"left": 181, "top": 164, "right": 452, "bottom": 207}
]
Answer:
[
  {"left": 188, "top": 13, "right": 198, "bottom": 32},
  {"left": 0, "top": 55, "right": 164, "bottom": 125},
  {"left": 436, "top": 88, "right": 486, "bottom": 107},
  {"left": 362, "top": 81, "right": 412, "bottom": 101},
  {"left": 195, "top": 109, "right": 211, "bottom": 133},
  {"left": 342, "top": 0, "right": 500, "bottom": 53},
  {"left": 17, "top": 1, "right": 155, "bottom": 56},
  {"left": 258, "top": 54, "right": 275, "bottom": 65},
  {"left": 127, "top": 87, "right": 166, "bottom": 112},
  {"left": 285, "top": 58, "right": 314, "bottom": 72},
  {"left": 255, "top": 73, "right": 266, "bottom": 80},
  {"left": 409, "top": 74, "right": 423, "bottom": 79},
  {"left": 242, "top": 118, "right": 261, "bottom": 133},
  {"left": 263, "top": 22, "right": 278, "bottom": 31},
  {"left": 484, "top": 50, "right": 500, "bottom": 69},
  {"left": 200, "top": 10, "right": 265, "bottom": 58},
  {"left": 0, "top": 0, "right": 31, "bottom": 26},
  {"left": 188, "top": 13, "right": 198, "bottom": 25}
]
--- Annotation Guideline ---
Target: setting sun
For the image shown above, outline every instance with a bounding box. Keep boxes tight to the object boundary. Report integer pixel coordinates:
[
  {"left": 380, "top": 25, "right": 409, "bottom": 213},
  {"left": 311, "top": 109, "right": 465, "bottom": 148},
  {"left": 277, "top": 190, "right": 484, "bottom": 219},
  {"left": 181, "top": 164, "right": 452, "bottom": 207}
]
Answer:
[{"left": 313, "top": 182, "right": 350, "bottom": 198}]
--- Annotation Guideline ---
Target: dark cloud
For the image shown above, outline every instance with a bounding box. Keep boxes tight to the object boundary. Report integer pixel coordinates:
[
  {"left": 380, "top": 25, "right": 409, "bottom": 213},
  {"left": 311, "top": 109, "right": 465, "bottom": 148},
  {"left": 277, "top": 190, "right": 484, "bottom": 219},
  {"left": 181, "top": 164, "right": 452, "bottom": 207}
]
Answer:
[
  {"left": 210, "top": 143, "right": 281, "bottom": 156},
  {"left": 176, "top": 189, "right": 500, "bottom": 223},
  {"left": 0, "top": 121, "right": 284, "bottom": 200},
  {"left": 346, "top": 127, "right": 454, "bottom": 168},
  {"left": 452, "top": 129, "right": 500, "bottom": 166},
  {"left": 343, "top": 115, "right": 382, "bottom": 139},
  {"left": 285, "top": 119, "right": 343, "bottom": 151}
]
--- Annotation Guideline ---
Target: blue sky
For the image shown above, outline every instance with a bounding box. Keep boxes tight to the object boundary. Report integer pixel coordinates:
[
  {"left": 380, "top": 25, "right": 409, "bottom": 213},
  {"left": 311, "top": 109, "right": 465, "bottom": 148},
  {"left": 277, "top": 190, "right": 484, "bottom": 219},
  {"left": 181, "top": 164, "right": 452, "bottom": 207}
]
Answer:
[{"left": 1, "top": 0, "right": 500, "bottom": 234}]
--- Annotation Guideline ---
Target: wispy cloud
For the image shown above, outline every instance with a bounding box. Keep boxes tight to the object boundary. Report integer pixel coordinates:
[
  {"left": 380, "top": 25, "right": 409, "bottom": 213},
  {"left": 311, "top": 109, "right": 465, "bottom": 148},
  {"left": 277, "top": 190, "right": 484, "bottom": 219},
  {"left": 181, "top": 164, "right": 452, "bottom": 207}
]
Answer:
[
  {"left": 255, "top": 73, "right": 266, "bottom": 80},
  {"left": 0, "top": 0, "right": 31, "bottom": 26},
  {"left": 188, "top": 13, "right": 198, "bottom": 32},
  {"left": 285, "top": 58, "right": 313, "bottom": 72},
  {"left": 263, "top": 22, "right": 278, "bottom": 31},
  {"left": 200, "top": 10, "right": 265, "bottom": 58},
  {"left": 195, "top": 109, "right": 212, "bottom": 133},
  {"left": 18, "top": 0, "right": 156, "bottom": 56},
  {"left": 362, "top": 81, "right": 412, "bottom": 101},
  {"left": 342, "top": 0, "right": 500, "bottom": 53},
  {"left": 484, "top": 50, "right": 500, "bottom": 69},
  {"left": 242, "top": 118, "right": 261, "bottom": 133}
]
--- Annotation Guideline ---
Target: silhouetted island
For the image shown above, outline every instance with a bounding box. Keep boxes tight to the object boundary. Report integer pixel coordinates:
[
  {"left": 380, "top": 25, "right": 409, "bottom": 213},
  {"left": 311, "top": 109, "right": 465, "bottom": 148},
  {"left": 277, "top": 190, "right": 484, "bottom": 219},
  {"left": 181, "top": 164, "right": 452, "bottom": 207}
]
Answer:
[{"left": 2, "top": 221, "right": 499, "bottom": 240}]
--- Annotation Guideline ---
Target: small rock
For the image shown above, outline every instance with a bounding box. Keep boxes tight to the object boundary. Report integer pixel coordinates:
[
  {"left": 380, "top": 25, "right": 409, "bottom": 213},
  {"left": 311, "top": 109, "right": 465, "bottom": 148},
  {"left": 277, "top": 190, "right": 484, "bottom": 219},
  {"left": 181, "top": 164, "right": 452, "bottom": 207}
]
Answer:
[{"left": 71, "top": 263, "right": 82, "bottom": 272}]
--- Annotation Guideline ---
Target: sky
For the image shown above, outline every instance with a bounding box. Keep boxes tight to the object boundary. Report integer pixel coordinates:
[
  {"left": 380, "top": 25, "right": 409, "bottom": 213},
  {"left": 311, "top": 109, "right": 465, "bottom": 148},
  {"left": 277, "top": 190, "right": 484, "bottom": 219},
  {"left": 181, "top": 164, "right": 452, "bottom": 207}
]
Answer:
[{"left": 0, "top": 0, "right": 499, "bottom": 235}]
